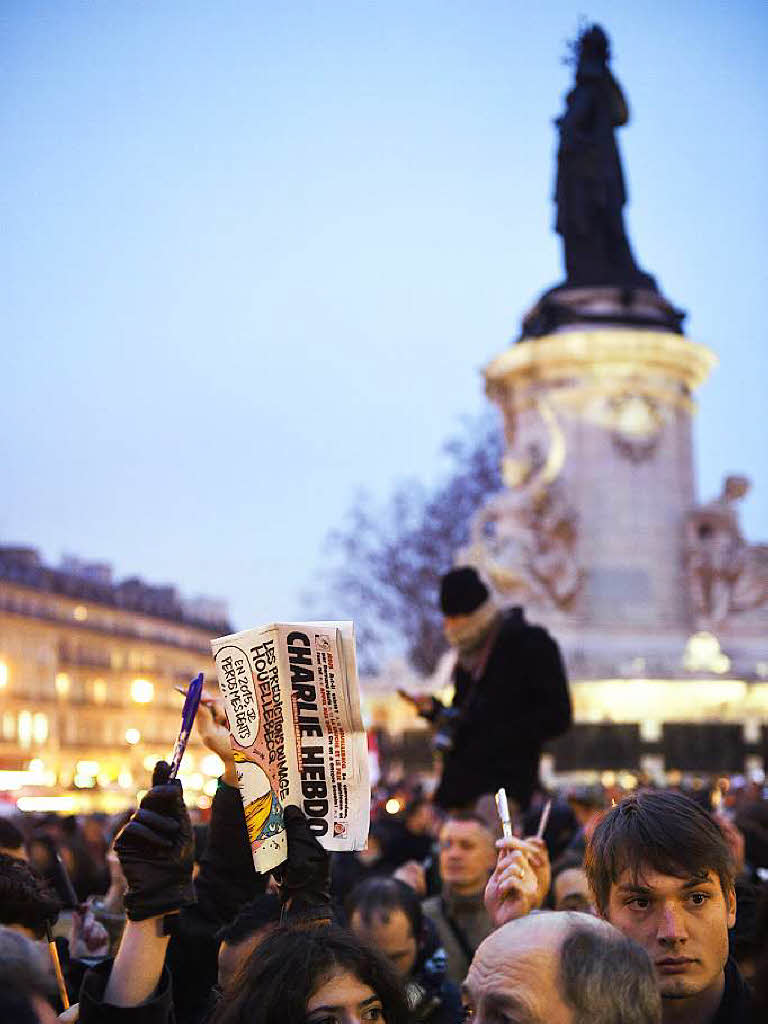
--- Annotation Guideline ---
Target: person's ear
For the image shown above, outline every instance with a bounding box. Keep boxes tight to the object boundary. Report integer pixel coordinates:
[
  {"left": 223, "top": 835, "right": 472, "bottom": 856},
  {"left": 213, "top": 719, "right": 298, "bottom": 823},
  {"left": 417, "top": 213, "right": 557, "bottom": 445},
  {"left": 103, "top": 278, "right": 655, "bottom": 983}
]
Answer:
[{"left": 726, "top": 885, "right": 737, "bottom": 930}]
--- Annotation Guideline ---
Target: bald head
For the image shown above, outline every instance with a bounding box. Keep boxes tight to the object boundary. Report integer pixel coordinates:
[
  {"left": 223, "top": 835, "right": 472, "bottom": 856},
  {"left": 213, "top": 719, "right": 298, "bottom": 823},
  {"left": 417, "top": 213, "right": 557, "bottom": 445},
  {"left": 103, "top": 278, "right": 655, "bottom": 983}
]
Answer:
[{"left": 463, "top": 913, "right": 660, "bottom": 1024}]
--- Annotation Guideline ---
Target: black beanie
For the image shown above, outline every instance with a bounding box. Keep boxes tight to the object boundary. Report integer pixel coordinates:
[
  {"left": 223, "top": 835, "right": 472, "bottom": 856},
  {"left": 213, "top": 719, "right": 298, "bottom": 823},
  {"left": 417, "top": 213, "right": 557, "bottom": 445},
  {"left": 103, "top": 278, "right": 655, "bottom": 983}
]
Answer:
[{"left": 439, "top": 566, "right": 489, "bottom": 616}]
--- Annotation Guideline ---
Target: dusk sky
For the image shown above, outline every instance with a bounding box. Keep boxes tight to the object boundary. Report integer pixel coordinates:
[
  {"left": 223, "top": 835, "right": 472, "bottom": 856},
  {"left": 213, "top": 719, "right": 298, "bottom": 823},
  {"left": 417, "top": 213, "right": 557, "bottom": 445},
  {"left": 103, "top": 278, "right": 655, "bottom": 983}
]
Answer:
[{"left": 3, "top": 1, "right": 767, "bottom": 637}]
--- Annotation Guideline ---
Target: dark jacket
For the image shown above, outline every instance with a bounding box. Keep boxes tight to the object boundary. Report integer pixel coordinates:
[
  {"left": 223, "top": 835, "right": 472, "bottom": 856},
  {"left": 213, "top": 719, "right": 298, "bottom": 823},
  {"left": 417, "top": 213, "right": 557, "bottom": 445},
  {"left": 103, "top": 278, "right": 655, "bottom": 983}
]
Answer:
[
  {"left": 713, "top": 957, "right": 751, "bottom": 1024},
  {"left": 78, "top": 961, "right": 175, "bottom": 1024},
  {"left": 434, "top": 608, "right": 571, "bottom": 809},
  {"left": 408, "top": 916, "right": 463, "bottom": 1024},
  {"left": 422, "top": 889, "right": 493, "bottom": 988}
]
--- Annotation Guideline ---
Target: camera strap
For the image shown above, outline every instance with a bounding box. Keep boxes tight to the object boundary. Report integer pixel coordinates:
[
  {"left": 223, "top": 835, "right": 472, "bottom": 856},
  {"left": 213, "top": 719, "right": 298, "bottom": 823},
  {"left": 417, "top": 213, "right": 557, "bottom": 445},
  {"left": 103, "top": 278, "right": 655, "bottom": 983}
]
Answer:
[{"left": 440, "top": 898, "right": 476, "bottom": 966}]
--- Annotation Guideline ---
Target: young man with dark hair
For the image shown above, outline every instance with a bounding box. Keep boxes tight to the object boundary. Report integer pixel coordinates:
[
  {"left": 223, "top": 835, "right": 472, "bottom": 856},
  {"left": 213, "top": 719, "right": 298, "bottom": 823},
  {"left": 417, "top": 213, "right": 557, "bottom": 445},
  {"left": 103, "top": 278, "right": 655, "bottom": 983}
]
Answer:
[
  {"left": 347, "top": 876, "right": 462, "bottom": 1023},
  {"left": 585, "top": 789, "right": 751, "bottom": 1024}
]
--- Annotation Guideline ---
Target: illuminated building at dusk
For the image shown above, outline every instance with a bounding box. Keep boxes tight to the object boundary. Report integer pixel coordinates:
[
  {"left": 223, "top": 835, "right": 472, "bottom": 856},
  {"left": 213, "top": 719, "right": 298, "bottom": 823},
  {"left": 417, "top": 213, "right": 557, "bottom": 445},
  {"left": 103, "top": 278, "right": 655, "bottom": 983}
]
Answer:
[{"left": 0, "top": 547, "right": 228, "bottom": 812}]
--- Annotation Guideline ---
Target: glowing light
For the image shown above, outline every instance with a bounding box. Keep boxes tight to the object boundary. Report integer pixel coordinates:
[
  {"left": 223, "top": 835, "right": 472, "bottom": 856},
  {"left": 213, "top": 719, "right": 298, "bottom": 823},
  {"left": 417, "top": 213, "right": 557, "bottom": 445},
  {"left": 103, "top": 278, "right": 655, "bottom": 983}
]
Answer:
[
  {"left": 385, "top": 798, "right": 401, "bottom": 815},
  {"left": 640, "top": 719, "right": 661, "bottom": 742},
  {"left": 55, "top": 672, "right": 71, "bottom": 696},
  {"left": 28, "top": 758, "right": 45, "bottom": 773},
  {"left": 0, "top": 661, "right": 7, "bottom": 688},
  {"left": 32, "top": 713, "right": 48, "bottom": 744},
  {"left": 18, "top": 710, "right": 32, "bottom": 747},
  {"left": 683, "top": 632, "right": 731, "bottom": 674},
  {"left": 93, "top": 679, "right": 107, "bottom": 703},
  {"left": 119, "top": 770, "right": 134, "bottom": 789},
  {"left": 76, "top": 761, "right": 100, "bottom": 776},
  {"left": 73, "top": 605, "right": 88, "bottom": 622},
  {"left": 201, "top": 753, "right": 224, "bottom": 777},
  {"left": 203, "top": 778, "right": 218, "bottom": 797},
  {"left": 74, "top": 774, "right": 96, "bottom": 789},
  {"left": 601, "top": 771, "right": 616, "bottom": 788},
  {"left": 0, "top": 771, "right": 35, "bottom": 790},
  {"left": 143, "top": 754, "right": 158, "bottom": 771},
  {"left": 131, "top": 679, "right": 155, "bottom": 703},
  {"left": 97, "top": 773, "right": 112, "bottom": 787},
  {"left": 17, "top": 796, "right": 77, "bottom": 812},
  {"left": 197, "top": 795, "right": 212, "bottom": 810},
  {"left": 2, "top": 712, "right": 14, "bottom": 739},
  {"left": 125, "top": 728, "right": 141, "bottom": 745}
]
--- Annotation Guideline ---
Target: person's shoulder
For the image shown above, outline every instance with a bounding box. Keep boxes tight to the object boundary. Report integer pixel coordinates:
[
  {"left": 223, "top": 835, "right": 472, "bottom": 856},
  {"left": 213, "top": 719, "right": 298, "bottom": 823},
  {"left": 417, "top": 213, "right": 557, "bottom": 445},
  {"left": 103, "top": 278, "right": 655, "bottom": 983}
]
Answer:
[
  {"left": 715, "top": 957, "right": 752, "bottom": 1023},
  {"left": 497, "top": 608, "right": 555, "bottom": 645},
  {"left": 422, "top": 895, "right": 442, "bottom": 916}
]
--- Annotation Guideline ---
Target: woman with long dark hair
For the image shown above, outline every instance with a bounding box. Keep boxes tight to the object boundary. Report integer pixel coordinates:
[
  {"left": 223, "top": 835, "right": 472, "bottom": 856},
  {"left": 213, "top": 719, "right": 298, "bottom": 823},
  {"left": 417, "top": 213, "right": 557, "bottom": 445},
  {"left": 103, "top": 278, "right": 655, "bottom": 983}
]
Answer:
[{"left": 210, "top": 922, "right": 411, "bottom": 1024}]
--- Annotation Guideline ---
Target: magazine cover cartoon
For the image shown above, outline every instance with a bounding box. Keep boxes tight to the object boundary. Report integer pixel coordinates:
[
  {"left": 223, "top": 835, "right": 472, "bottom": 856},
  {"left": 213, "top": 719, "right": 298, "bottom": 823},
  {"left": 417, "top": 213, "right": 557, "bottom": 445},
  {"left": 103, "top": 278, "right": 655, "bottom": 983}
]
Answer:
[{"left": 214, "top": 643, "right": 287, "bottom": 865}]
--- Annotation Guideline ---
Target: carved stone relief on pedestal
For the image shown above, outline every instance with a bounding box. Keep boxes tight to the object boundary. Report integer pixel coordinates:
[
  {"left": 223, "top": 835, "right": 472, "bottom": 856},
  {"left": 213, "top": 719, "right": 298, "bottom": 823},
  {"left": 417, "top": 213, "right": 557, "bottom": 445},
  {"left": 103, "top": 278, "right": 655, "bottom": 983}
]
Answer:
[
  {"left": 460, "top": 398, "right": 583, "bottom": 611},
  {"left": 685, "top": 475, "right": 768, "bottom": 628}
]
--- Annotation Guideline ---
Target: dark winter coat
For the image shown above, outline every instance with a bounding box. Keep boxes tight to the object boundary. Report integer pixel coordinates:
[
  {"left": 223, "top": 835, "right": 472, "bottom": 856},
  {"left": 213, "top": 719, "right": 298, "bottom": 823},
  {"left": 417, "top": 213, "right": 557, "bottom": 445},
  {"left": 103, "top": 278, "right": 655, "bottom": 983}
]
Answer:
[{"left": 433, "top": 608, "right": 571, "bottom": 810}]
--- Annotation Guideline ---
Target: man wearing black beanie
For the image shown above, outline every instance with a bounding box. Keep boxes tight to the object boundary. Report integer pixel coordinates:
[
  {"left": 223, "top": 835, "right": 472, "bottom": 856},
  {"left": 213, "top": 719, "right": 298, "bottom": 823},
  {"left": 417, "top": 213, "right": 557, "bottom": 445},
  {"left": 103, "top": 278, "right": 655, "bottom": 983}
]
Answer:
[{"left": 405, "top": 566, "right": 571, "bottom": 814}]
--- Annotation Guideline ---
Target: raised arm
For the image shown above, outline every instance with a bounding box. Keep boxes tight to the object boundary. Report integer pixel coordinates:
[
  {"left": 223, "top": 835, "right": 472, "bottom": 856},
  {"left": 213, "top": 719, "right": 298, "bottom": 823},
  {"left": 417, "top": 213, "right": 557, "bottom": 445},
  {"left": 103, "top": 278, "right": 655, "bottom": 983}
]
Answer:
[{"left": 83, "top": 761, "right": 194, "bottom": 1013}]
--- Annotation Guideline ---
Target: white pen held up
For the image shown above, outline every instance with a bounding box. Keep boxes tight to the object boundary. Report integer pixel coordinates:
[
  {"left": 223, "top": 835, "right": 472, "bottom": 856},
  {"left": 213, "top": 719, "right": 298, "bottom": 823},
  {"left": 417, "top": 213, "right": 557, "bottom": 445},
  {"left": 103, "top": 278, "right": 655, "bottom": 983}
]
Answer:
[
  {"left": 536, "top": 798, "right": 552, "bottom": 840},
  {"left": 495, "top": 787, "right": 514, "bottom": 840}
]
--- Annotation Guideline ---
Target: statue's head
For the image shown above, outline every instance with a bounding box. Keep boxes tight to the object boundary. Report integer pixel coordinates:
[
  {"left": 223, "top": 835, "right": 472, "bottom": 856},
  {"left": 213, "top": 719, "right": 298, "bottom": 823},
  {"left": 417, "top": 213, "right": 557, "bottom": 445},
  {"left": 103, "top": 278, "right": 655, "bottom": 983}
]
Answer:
[
  {"left": 579, "top": 24, "right": 610, "bottom": 63},
  {"left": 723, "top": 475, "right": 750, "bottom": 501},
  {"left": 567, "top": 23, "right": 611, "bottom": 79}
]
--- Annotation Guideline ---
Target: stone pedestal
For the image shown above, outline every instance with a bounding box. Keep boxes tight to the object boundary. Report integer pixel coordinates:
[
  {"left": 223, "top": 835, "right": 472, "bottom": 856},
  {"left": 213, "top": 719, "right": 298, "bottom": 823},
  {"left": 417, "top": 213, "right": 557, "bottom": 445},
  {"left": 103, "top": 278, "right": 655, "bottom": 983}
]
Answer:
[
  {"left": 459, "top": 315, "right": 768, "bottom": 778},
  {"left": 467, "top": 328, "right": 714, "bottom": 632}
]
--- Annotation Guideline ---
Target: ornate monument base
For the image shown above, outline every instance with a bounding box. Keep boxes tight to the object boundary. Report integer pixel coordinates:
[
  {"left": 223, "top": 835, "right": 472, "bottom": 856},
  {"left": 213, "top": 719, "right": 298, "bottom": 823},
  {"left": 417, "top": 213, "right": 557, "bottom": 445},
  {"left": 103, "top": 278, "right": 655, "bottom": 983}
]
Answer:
[{"left": 461, "top": 322, "right": 768, "bottom": 781}]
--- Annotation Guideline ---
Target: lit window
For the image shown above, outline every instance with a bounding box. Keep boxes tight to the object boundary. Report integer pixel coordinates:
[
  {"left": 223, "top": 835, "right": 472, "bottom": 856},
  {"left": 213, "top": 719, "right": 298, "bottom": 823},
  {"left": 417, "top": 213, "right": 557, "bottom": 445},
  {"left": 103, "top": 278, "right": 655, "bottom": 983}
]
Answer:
[
  {"left": 2, "top": 712, "right": 15, "bottom": 740},
  {"left": 18, "top": 711, "right": 32, "bottom": 748},
  {"left": 93, "top": 679, "right": 107, "bottom": 703},
  {"left": 55, "top": 672, "right": 70, "bottom": 696},
  {"left": 0, "top": 661, "right": 7, "bottom": 689},
  {"left": 32, "top": 713, "right": 48, "bottom": 744},
  {"left": 125, "top": 728, "right": 141, "bottom": 745},
  {"left": 130, "top": 679, "right": 154, "bottom": 703},
  {"left": 73, "top": 605, "right": 88, "bottom": 622}
]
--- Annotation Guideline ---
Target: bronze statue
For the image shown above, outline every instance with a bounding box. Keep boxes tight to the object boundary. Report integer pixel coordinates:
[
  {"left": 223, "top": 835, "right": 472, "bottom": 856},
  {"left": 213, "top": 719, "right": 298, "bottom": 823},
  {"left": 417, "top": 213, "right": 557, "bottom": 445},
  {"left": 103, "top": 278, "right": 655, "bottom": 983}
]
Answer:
[{"left": 555, "top": 25, "right": 655, "bottom": 289}]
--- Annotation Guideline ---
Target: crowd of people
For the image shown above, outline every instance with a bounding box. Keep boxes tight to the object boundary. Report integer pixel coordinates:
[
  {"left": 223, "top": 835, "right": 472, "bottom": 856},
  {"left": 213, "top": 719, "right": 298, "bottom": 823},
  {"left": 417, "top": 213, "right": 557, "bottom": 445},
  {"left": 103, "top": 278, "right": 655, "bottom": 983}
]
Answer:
[
  {"left": 1, "top": 565, "right": 767, "bottom": 1021},
  {"left": 1, "top": 722, "right": 767, "bottom": 1022}
]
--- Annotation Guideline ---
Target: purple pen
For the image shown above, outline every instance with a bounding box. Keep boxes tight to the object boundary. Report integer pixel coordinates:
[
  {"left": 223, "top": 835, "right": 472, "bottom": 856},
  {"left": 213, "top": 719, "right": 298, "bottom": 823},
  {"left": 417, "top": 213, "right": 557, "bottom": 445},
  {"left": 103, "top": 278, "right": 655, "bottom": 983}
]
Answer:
[{"left": 168, "top": 672, "right": 204, "bottom": 779}]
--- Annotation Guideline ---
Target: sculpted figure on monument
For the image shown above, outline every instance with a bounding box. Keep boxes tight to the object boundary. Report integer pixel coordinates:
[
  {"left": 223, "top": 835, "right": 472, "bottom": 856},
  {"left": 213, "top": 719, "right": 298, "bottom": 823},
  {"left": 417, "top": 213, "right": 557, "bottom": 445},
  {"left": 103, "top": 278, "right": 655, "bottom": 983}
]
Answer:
[
  {"left": 464, "top": 441, "right": 581, "bottom": 611},
  {"left": 685, "top": 475, "right": 768, "bottom": 627},
  {"left": 555, "top": 24, "right": 655, "bottom": 290}
]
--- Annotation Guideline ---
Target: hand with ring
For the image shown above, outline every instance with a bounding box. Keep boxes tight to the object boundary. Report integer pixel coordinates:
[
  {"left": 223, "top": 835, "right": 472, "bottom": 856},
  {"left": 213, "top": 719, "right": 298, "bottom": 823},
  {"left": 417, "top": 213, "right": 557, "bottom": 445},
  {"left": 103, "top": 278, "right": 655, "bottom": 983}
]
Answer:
[{"left": 484, "top": 845, "right": 539, "bottom": 927}]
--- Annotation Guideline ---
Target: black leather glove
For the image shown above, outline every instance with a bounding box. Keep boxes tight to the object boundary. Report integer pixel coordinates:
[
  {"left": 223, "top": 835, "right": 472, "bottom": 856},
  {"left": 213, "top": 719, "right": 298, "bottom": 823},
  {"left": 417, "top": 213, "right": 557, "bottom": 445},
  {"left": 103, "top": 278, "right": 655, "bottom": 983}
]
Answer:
[
  {"left": 272, "top": 805, "right": 331, "bottom": 920},
  {"left": 114, "top": 761, "right": 195, "bottom": 922}
]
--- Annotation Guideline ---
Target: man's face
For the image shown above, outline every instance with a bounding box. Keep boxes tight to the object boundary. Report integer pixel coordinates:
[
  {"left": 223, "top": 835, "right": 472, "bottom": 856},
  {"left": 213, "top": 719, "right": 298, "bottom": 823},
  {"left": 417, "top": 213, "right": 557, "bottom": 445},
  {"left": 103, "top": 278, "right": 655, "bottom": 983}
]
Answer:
[
  {"left": 349, "top": 907, "right": 418, "bottom": 977},
  {"left": 605, "top": 865, "right": 736, "bottom": 1002},
  {"left": 463, "top": 920, "right": 573, "bottom": 1024},
  {"left": 553, "top": 867, "right": 594, "bottom": 914},
  {"left": 439, "top": 820, "right": 496, "bottom": 895}
]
